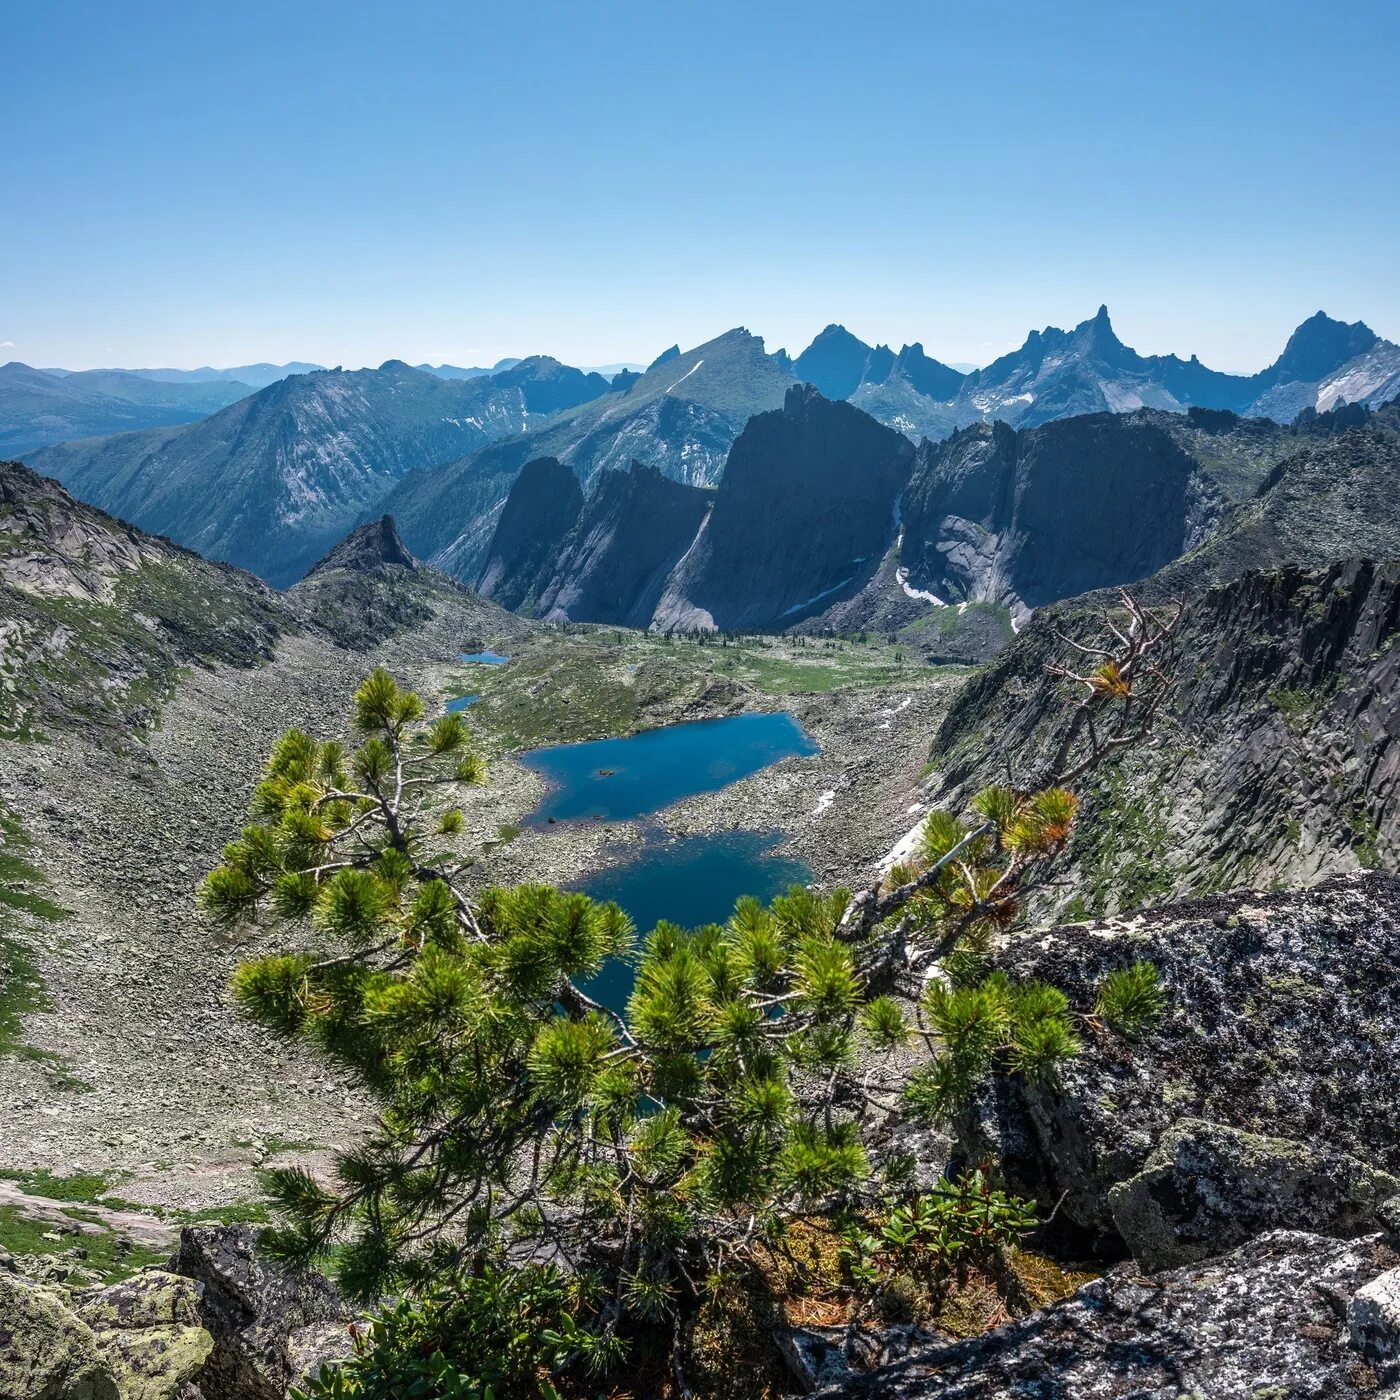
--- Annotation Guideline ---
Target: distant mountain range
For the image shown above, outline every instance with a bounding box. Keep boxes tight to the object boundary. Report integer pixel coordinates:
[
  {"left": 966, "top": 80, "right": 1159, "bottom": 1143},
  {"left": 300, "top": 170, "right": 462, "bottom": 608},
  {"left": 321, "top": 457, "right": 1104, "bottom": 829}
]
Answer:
[
  {"left": 0, "top": 362, "right": 256, "bottom": 455},
  {"left": 28, "top": 357, "right": 627, "bottom": 586},
  {"left": 17, "top": 308, "right": 1399, "bottom": 594},
  {"left": 797, "top": 307, "right": 1400, "bottom": 439}
]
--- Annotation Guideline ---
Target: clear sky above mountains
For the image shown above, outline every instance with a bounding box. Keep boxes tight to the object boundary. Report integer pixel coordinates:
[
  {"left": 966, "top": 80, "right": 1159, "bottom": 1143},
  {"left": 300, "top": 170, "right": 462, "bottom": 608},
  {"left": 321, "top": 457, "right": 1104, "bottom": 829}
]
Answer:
[{"left": 2, "top": 0, "right": 1396, "bottom": 374}]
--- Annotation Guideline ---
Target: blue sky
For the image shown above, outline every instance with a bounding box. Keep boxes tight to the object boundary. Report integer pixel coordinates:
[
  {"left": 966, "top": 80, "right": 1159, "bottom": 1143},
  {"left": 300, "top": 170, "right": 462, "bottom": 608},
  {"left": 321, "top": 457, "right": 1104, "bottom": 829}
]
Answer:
[{"left": 2, "top": 0, "right": 1396, "bottom": 373}]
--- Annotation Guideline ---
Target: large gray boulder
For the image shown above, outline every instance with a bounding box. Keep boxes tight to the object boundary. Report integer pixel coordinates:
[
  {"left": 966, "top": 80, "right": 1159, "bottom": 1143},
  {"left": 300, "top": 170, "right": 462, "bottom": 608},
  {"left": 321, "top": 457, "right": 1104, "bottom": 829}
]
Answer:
[
  {"left": 965, "top": 873, "right": 1400, "bottom": 1243},
  {"left": 168, "top": 1226, "right": 355, "bottom": 1400},
  {"left": 0, "top": 1270, "right": 119, "bottom": 1400},
  {"left": 832, "top": 1231, "right": 1400, "bottom": 1398},
  {"left": 1107, "top": 1118, "right": 1400, "bottom": 1271}
]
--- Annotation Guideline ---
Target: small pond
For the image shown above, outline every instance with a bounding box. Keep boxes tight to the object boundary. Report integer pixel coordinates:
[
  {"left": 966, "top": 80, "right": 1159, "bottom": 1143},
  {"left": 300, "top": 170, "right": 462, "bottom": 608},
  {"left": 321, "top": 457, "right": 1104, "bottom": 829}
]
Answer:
[
  {"left": 446, "top": 694, "right": 480, "bottom": 713},
  {"left": 461, "top": 651, "right": 510, "bottom": 665},
  {"left": 574, "top": 831, "right": 812, "bottom": 1011},
  {"left": 520, "top": 713, "right": 819, "bottom": 826}
]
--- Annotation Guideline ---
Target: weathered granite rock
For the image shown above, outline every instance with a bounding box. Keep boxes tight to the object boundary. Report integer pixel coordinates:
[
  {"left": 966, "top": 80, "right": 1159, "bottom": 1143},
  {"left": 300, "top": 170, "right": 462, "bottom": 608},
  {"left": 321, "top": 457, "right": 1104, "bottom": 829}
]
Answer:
[
  {"left": 964, "top": 874, "right": 1400, "bottom": 1244},
  {"left": 169, "top": 1226, "right": 354, "bottom": 1400},
  {"left": 1107, "top": 1118, "right": 1400, "bottom": 1271},
  {"left": 0, "top": 1269, "right": 119, "bottom": 1400},
  {"left": 778, "top": 1323, "right": 944, "bottom": 1394},
  {"left": 77, "top": 1270, "right": 214, "bottom": 1400},
  {"left": 1349, "top": 1267, "right": 1400, "bottom": 1363},
  {"left": 831, "top": 1231, "right": 1399, "bottom": 1398}
]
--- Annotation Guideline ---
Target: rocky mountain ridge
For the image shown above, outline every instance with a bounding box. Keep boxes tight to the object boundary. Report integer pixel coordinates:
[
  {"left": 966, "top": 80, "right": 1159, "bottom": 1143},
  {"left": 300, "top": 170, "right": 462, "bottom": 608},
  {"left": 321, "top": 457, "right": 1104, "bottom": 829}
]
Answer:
[
  {"left": 25, "top": 358, "right": 617, "bottom": 587},
  {"left": 24, "top": 310, "right": 1398, "bottom": 597},
  {"left": 811, "top": 306, "right": 1400, "bottom": 435},
  {"left": 0, "top": 459, "right": 515, "bottom": 739}
]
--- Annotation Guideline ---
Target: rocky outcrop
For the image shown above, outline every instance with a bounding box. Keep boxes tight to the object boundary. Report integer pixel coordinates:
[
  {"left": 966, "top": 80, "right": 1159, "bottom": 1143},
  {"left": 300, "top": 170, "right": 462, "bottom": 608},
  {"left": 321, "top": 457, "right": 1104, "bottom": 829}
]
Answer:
[
  {"left": 0, "top": 459, "right": 291, "bottom": 737},
  {"left": 526, "top": 461, "right": 713, "bottom": 625},
  {"left": 931, "top": 555, "right": 1400, "bottom": 905},
  {"left": 0, "top": 1269, "right": 120, "bottom": 1400},
  {"left": 793, "top": 325, "right": 890, "bottom": 402},
  {"left": 169, "top": 1225, "right": 356, "bottom": 1400},
  {"left": 962, "top": 874, "right": 1400, "bottom": 1244},
  {"left": 1351, "top": 1267, "right": 1400, "bottom": 1366},
  {"left": 77, "top": 1271, "right": 214, "bottom": 1400},
  {"left": 1107, "top": 1120, "right": 1400, "bottom": 1271},
  {"left": 897, "top": 411, "right": 1215, "bottom": 617},
  {"left": 833, "top": 1231, "right": 1400, "bottom": 1398},
  {"left": 300, "top": 514, "right": 417, "bottom": 578},
  {"left": 475, "top": 456, "right": 585, "bottom": 609},
  {"left": 653, "top": 384, "right": 915, "bottom": 631}
]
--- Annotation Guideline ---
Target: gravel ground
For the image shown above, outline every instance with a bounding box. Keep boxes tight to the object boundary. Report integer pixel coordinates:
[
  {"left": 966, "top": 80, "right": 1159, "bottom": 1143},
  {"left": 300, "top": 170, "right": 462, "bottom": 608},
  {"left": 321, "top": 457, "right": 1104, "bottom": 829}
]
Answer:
[{"left": 0, "top": 621, "right": 961, "bottom": 1210}]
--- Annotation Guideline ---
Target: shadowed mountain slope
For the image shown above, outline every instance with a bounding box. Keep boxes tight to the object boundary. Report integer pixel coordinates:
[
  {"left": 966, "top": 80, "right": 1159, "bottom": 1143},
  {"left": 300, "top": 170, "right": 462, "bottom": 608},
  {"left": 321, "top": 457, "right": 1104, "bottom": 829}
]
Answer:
[
  {"left": 26, "top": 361, "right": 579, "bottom": 587},
  {"left": 480, "top": 459, "right": 713, "bottom": 626},
  {"left": 652, "top": 385, "right": 914, "bottom": 631}
]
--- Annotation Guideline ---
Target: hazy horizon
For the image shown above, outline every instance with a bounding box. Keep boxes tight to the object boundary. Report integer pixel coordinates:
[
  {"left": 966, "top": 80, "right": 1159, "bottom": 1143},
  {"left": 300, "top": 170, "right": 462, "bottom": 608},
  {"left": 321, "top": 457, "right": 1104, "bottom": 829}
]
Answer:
[{"left": 3, "top": 0, "right": 1397, "bottom": 375}]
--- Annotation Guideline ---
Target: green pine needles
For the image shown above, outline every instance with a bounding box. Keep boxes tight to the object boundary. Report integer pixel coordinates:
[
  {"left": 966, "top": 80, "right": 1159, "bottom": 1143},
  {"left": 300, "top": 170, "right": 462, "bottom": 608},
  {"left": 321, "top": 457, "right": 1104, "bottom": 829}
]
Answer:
[{"left": 207, "top": 665, "right": 1166, "bottom": 1389}]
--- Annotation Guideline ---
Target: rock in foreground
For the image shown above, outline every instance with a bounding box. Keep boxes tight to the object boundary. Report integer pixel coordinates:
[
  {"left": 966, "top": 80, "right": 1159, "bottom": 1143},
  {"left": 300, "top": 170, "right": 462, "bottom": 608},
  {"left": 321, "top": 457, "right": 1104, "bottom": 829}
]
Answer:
[
  {"left": 969, "top": 873, "right": 1400, "bottom": 1246},
  {"left": 833, "top": 1231, "right": 1400, "bottom": 1398}
]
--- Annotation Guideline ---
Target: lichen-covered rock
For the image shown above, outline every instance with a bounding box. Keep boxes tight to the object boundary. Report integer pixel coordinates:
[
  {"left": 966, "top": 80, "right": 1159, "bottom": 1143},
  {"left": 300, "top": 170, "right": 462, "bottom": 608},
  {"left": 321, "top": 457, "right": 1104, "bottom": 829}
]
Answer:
[
  {"left": 1349, "top": 1267, "right": 1400, "bottom": 1363},
  {"left": 0, "top": 1269, "right": 119, "bottom": 1400},
  {"left": 1107, "top": 1118, "right": 1400, "bottom": 1271},
  {"left": 831, "top": 1231, "right": 1400, "bottom": 1398},
  {"left": 967, "top": 873, "right": 1400, "bottom": 1244},
  {"left": 77, "top": 1270, "right": 214, "bottom": 1400},
  {"left": 169, "top": 1225, "right": 354, "bottom": 1400},
  {"left": 778, "top": 1323, "right": 945, "bottom": 1395}
]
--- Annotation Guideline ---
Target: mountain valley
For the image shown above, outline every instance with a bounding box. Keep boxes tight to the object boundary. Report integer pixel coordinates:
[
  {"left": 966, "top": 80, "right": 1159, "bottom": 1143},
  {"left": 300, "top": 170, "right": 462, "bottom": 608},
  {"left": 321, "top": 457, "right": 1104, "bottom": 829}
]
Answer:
[{"left": 4, "top": 326, "right": 1400, "bottom": 1400}]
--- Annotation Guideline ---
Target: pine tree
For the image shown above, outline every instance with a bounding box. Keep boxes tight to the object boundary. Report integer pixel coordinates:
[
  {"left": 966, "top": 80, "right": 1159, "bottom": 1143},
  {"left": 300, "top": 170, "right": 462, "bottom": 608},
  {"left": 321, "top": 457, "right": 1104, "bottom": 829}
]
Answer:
[{"left": 209, "top": 593, "right": 1178, "bottom": 1390}]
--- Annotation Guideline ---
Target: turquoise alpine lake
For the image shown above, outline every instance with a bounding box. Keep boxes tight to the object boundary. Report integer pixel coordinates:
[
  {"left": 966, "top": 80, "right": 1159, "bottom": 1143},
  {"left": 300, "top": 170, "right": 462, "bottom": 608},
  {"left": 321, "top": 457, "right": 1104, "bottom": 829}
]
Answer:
[
  {"left": 446, "top": 693, "right": 480, "bottom": 713},
  {"left": 575, "top": 831, "right": 812, "bottom": 1011},
  {"left": 520, "top": 712, "right": 820, "bottom": 825},
  {"left": 461, "top": 651, "right": 509, "bottom": 665}
]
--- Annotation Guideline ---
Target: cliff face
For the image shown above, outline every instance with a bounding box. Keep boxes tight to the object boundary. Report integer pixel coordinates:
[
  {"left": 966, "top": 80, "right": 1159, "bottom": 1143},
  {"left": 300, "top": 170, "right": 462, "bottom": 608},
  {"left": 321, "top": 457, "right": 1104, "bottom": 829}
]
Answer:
[
  {"left": 475, "top": 457, "right": 585, "bottom": 610},
  {"left": 532, "top": 461, "right": 714, "bottom": 626},
  {"left": 898, "top": 412, "right": 1218, "bottom": 618},
  {"left": 931, "top": 557, "right": 1400, "bottom": 912},
  {"left": 652, "top": 384, "right": 915, "bottom": 631}
]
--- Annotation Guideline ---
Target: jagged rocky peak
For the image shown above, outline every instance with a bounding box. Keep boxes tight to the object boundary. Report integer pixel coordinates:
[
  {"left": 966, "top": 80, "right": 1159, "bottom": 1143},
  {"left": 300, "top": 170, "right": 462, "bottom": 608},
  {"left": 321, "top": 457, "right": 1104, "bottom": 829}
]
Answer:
[
  {"left": 1261, "top": 310, "right": 1381, "bottom": 387},
  {"left": 794, "top": 324, "right": 877, "bottom": 400},
  {"left": 1, "top": 457, "right": 159, "bottom": 602},
  {"left": 490, "top": 355, "right": 612, "bottom": 414},
  {"left": 646, "top": 343, "right": 681, "bottom": 371},
  {"left": 892, "top": 342, "right": 966, "bottom": 400},
  {"left": 304, "top": 514, "right": 419, "bottom": 578},
  {"left": 527, "top": 459, "right": 714, "bottom": 626}
]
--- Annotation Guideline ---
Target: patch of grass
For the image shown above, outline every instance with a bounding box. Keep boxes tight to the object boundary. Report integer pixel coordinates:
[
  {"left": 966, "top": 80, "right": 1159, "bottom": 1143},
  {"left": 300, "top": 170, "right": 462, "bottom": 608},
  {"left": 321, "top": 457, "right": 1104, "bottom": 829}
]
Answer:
[
  {"left": 1064, "top": 762, "right": 1181, "bottom": 917},
  {"left": 0, "top": 803, "right": 82, "bottom": 1081},
  {"left": 0, "top": 1204, "right": 167, "bottom": 1283},
  {"left": 1268, "top": 686, "right": 1314, "bottom": 734},
  {"left": 0, "top": 1168, "right": 115, "bottom": 1204},
  {"left": 0, "top": 804, "right": 67, "bottom": 923},
  {"left": 1352, "top": 805, "right": 1382, "bottom": 869}
]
